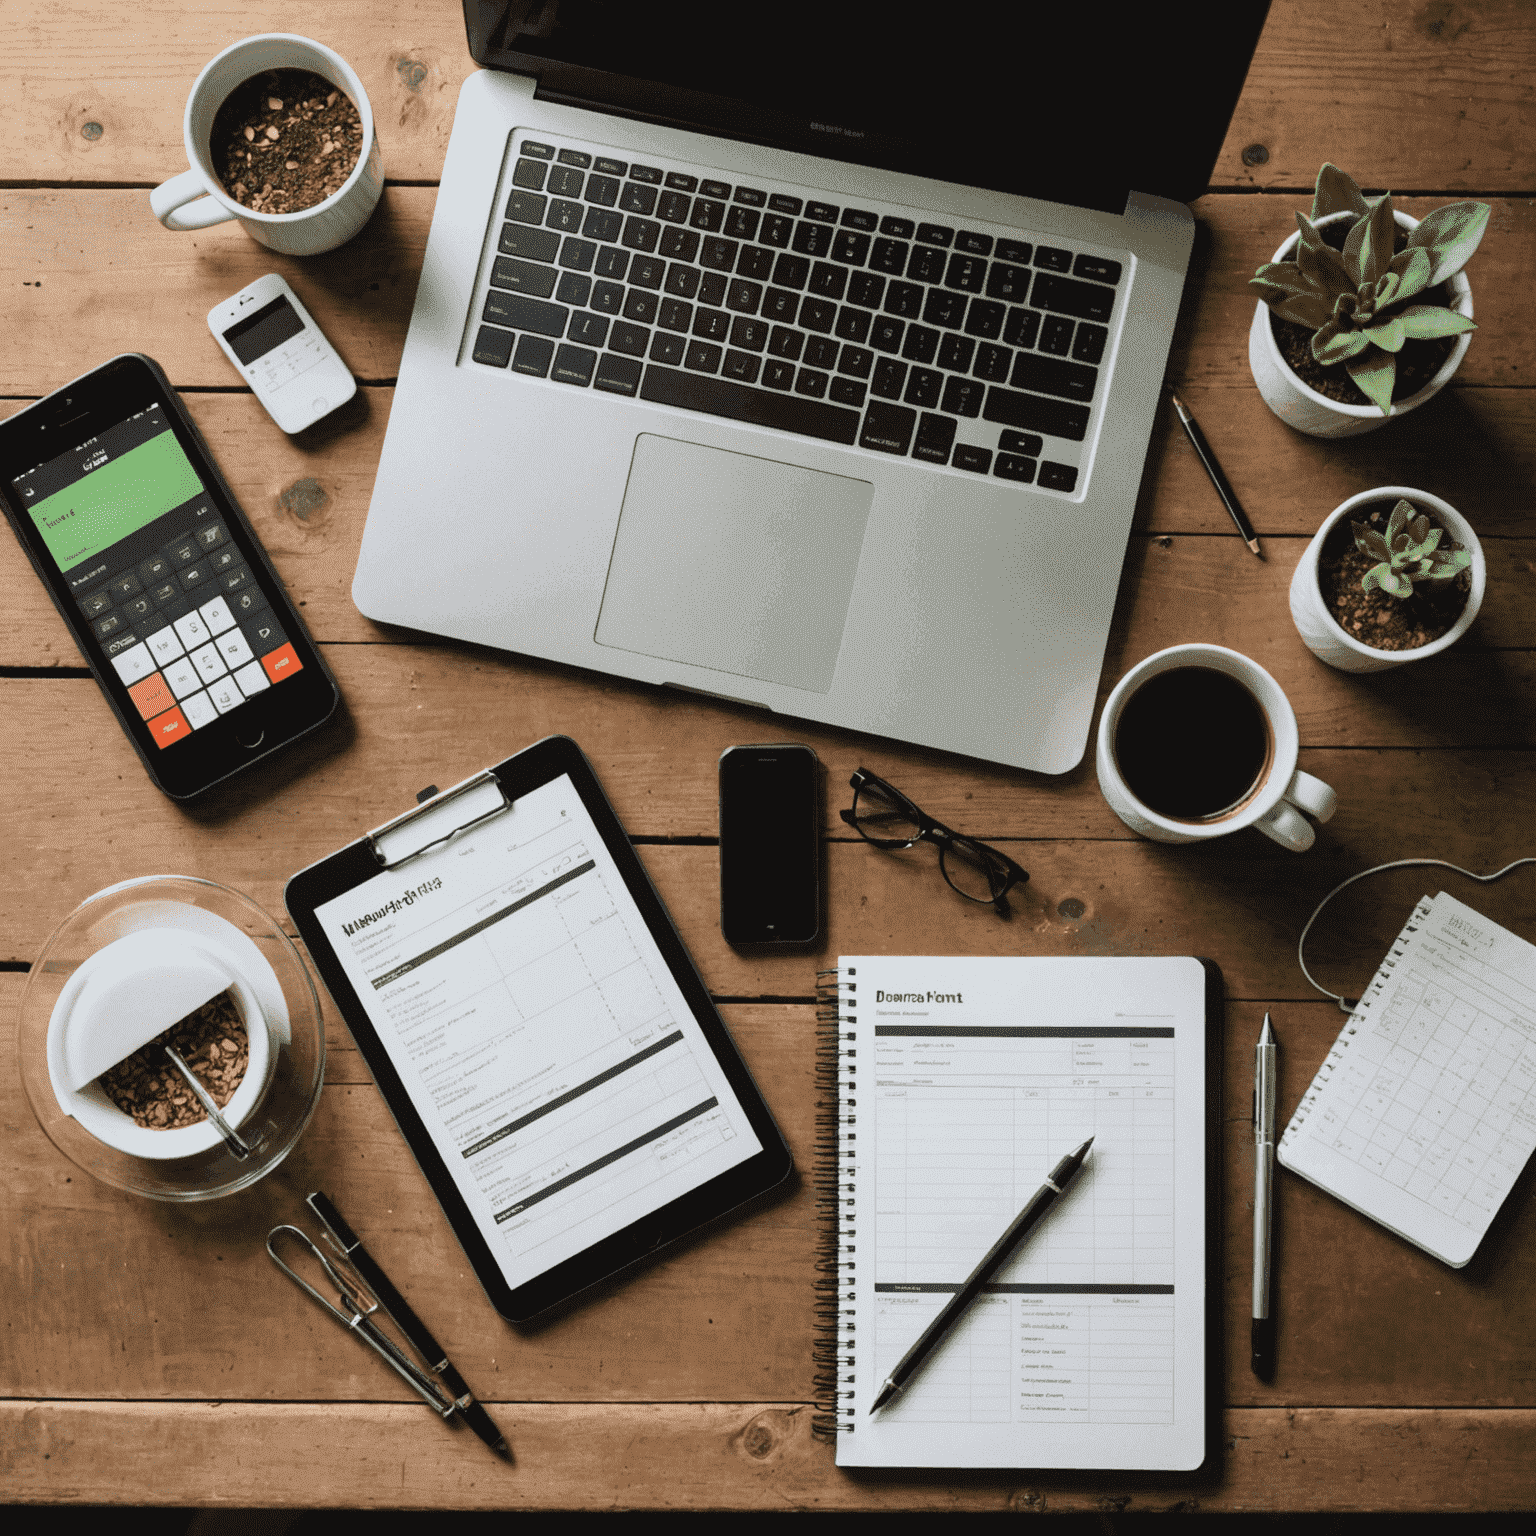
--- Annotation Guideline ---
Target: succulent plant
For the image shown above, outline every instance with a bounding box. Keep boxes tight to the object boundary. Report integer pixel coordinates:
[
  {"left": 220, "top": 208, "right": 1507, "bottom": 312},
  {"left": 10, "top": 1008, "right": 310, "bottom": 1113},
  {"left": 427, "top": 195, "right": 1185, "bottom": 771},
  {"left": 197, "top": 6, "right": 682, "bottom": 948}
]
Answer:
[
  {"left": 1250, "top": 164, "right": 1489, "bottom": 415},
  {"left": 1352, "top": 498, "right": 1470, "bottom": 599}
]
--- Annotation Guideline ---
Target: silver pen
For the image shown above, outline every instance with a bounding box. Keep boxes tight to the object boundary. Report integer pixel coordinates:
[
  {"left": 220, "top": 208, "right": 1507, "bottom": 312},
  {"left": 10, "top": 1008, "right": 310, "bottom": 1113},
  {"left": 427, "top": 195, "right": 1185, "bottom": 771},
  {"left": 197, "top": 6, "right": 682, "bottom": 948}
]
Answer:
[{"left": 1252, "top": 1013, "right": 1276, "bottom": 1378}]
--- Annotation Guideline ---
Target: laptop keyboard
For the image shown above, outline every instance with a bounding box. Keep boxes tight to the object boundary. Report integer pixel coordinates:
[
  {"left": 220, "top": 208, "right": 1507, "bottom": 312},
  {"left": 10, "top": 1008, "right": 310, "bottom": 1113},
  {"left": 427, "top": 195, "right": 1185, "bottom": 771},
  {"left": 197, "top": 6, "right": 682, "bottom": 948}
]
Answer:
[{"left": 467, "top": 134, "right": 1129, "bottom": 494}]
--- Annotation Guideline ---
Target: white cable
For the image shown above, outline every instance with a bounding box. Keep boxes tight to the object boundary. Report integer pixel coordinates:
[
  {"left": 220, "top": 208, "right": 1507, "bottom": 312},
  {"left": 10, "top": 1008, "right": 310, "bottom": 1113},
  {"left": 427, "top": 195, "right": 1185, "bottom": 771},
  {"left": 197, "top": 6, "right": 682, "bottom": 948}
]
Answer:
[{"left": 1298, "top": 858, "right": 1536, "bottom": 1011}]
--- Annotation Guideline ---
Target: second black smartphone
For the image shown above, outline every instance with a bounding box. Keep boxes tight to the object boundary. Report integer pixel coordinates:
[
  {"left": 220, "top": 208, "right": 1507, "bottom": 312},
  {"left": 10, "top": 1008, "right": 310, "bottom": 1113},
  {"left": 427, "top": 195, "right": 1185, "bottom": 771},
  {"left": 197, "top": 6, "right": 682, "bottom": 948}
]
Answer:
[
  {"left": 0, "top": 354, "right": 340, "bottom": 799},
  {"left": 718, "top": 744, "right": 820, "bottom": 946}
]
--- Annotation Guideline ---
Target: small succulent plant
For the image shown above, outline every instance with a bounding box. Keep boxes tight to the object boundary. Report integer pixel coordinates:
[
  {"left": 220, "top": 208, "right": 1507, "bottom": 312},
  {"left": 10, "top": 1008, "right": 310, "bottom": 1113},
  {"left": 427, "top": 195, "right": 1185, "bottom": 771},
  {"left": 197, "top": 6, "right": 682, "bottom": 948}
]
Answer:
[
  {"left": 1352, "top": 498, "right": 1470, "bottom": 599},
  {"left": 1250, "top": 164, "right": 1489, "bottom": 415}
]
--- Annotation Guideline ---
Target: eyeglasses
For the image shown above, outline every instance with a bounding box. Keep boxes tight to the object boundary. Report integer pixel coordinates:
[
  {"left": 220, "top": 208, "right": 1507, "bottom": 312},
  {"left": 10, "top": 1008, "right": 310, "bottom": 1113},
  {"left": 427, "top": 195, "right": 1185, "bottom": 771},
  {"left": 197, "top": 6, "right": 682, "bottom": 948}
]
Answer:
[{"left": 839, "top": 768, "right": 1028, "bottom": 915}]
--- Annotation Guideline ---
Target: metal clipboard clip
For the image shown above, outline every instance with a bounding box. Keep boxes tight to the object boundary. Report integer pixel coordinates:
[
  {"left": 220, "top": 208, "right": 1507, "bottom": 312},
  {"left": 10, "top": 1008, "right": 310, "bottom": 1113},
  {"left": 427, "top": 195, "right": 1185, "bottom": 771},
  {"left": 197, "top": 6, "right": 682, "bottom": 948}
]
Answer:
[{"left": 366, "top": 769, "right": 513, "bottom": 870}]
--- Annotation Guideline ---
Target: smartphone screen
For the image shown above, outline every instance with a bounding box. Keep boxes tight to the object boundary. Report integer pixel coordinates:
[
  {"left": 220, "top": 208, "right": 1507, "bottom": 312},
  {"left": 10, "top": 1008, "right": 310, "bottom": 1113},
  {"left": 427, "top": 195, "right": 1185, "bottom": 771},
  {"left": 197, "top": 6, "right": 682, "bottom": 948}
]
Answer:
[
  {"left": 718, "top": 745, "right": 820, "bottom": 945},
  {"left": 1, "top": 355, "right": 338, "bottom": 797}
]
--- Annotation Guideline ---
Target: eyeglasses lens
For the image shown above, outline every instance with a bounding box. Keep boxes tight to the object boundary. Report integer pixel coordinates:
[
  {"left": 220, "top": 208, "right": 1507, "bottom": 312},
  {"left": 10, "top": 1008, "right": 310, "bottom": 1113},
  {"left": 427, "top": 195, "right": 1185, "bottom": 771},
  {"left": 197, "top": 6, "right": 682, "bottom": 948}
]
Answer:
[
  {"left": 939, "top": 837, "right": 1010, "bottom": 902},
  {"left": 850, "top": 779, "right": 923, "bottom": 846}
]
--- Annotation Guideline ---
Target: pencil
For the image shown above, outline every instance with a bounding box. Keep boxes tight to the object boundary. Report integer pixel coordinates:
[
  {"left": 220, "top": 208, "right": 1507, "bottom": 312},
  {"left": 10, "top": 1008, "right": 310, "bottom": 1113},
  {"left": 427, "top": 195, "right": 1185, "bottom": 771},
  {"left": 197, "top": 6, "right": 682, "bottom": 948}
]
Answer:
[{"left": 1169, "top": 390, "right": 1262, "bottom": 558}]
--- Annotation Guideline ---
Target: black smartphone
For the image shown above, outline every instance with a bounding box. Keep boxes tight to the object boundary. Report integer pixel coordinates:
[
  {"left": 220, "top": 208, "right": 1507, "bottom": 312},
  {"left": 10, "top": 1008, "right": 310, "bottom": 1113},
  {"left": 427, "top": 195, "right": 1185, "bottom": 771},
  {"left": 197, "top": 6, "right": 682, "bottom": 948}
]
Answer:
[
  {"left": 718, "top": 743, "right": 820, "bottom": 946},
  {"left": 0, "top": 354, "right": 340, "bottom": 799}
]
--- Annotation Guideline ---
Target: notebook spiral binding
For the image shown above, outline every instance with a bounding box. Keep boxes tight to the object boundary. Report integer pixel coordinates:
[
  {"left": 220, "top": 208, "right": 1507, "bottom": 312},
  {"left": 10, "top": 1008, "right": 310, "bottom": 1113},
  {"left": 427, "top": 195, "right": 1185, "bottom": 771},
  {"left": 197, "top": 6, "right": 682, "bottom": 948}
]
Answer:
[
  {"left": 811, "top": 966, "right": 857, "bottom": 1441},
  {"left": 1279, "top": 895, "right": 1435, "bottom": 1149}
]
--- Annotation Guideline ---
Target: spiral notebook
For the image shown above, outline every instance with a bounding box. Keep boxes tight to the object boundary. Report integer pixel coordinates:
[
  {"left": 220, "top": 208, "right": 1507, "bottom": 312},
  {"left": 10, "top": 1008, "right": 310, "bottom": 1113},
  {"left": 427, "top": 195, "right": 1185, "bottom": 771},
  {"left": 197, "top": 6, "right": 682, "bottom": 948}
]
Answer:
[
  {"left": 1279, "top": 891, "right": 1536, "bottom": 1269},
  {"left": 814, "top": 954, "right": 1221, "bottom": 1471}
]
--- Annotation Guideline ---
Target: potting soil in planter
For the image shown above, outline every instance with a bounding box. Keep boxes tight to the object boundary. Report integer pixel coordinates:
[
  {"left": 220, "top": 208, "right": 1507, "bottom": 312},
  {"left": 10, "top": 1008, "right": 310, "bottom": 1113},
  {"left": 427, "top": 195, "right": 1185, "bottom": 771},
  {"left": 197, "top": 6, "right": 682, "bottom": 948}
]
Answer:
[{"left": 1316, "top": 501, "right": 1471, "bottom": 651}]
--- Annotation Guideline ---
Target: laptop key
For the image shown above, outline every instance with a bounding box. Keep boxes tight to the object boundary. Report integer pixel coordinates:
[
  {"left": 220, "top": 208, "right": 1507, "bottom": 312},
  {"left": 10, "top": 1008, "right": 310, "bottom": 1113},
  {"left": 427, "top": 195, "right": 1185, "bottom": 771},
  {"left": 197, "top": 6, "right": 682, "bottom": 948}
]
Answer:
[
  {"left": 512, "top": 158, "right": 547, "bottom": 190},
  {"left": 1040, "top": 316, "right": 1075, "bottom": 355},
  {"left": 1003, "top": 308, "right": 1040, "bottom": 348},
  {"left": 505, "top": 189, "right": 547, "bottom": 224},
  {"left": 629, "top": 254, "right": 666, "bottom": 288},
  {"left": 996, "top": 238, "right": 1032, "bottom": 264},
  {"left": 555, "top": 271, "right": 592, "bottom": 306},
  {"left": 940, "top": 377, "right": 984, "bottom": 417},
  {"left": 690, "top": 199, "right": 726, "bottom": 232},
  {"left": 901, "top": 325, "right": 938, "bottom": 363},
  {"left": 923, "top": 289, "right": 967, "bottom": 328},
  {"left": 552, "top": 345, "right": 597, "bottom": 385},
  {"left": 995, "top": 452, "right": 1037, "bottom": 483},
  {"left": 473, "top": 326, "right": 513, "bottom": 367},
  {"left": 761, "top": 214, "right": 794, "bottom": 247},
  {"left": 521, "top": 140, "right": 555, "bottom": 160},
  {"left": 973, "top": 343, "right": 1012, "bottom": 382},
  {"left": 792, "top": 221, "right": 833, "bottom": 257},
  {"left": 584, "top": 174, "right": 620, "bottom": 206},
  {"left": 1032, "top": 271, "right": 1115, "bottom": 323},
  {"left": 595, "top": 157, "right": 627, "bottom": 176},
  {"left": 915, "top": 223, "right": 953, "bottom": 246},
  {"left": 723, "top": 350, "right": 761, "bottom": 384},
  {"left": 1039, "top": 462, "right": 1079, "bottom": 491},
  {"left": 567, "top": 312, "right": 610, "bottom": 347},
  {"left": 964, "top": 299, "right": 1005, "bottom": 339},
  {"left": 938, "top": 334, "right": 974, "bottom": 371},
  {"left": 595, "top": 247, "right": 629, "bottom": 279},
  {"left": 701, "top": 237, "right": 739, "bottom": 270},
  {"left": 650, "top": 332, "right": 686, "bottom": 365},
  {"left": 685, "top": 341, "right": 724, "bottom": 373},
  {"left": 1009, "top": 351, "right": 1097, "bottom": 402},
  {"left": 1073, "top": 323, "right": 1108, "bottom": 364},
  {"left": 620, "top": 182, "right": 658, "bottom": 215},
  {"left": 763, "top": 359, "right": 795, "bottom": 389},
  {"left": 610, "top": 321, "right": 651, "bottom": 356},
  {"left": 884, "top": 281, "right": 922, "bottom": 318},
  {"left": 809, "top": 262, "right": 846, "bottom": 300},
  {"left": 838, "top": 345, "right": 873, "bottom": 379},
  {"left": 983, "top": 386, "right": 1090, "bottom": 441},
  {"left": 795, "top": 368, "right": 829, "bottom": 399},
  {"left": 871, "top": 358, "right": 907, "bottom": 398},
  {"left": 829, "top": 377, "right": 866, "bottom": 407},
  {"left": 907, "top": 246, "right": 945, "bottom": 284},
  {"left": 591, "top": 280, "right": 624, "bottom": 314},
  {"left": 559, "top": 237, "right": 596, "bottom": 271},
  {"left": 832, "top": 231, "right": 871, "bottom": 265},
  {"left": 500, "top": 223, "right": 560, "bottom": 262},
  {"left": 694, "top": 308, "right": 730, "bottom": 341},
  {"left": 762, "top": 288, "right": 798, "bottom": 321},
  {"left": 484, "top": 291, "right": 569, "bottom": 336},
  {"left": 1034, "top": 246, "right": 1073, "bottom": 271},
  {"left": 952, "top": 444, "right": 992, "bottom": 473},
  {"left": 768, "top": 327, "right": 804, "bottom": 361},
  {"left": 513, "top": 335, "right": 555, "bottom": 376},
  {"left": 594, "top": 353, "right": 644, "bottom": 396},
  {"left": 641, "top": 363, "right": 860, "bottom": 444},
  {"left": 492, "top": 256, "right": 559, "bottom": 297},
  {"left": 986, "top": 263, "right": 1031, "bottom": 302},
  {"left": 737, "top": 245, "right": 775, "bottom": 281},
  {"left": 548, "top": 165, "right": 584, "bottom": 197},
  {"left": 582, "top": 208, "right": 623, "bottom": 242},
  {"left": 913, "top": 413, "right": 956, "bottom": 463},
  {"left": 623, "top": 291, "right": 659, "bottom": 324},
  {"left": 999, "top": 431, "right": 1044, "bottom": 456},
  {"left": 1073, "top": 255, "right": 1122, "bottom": 284},
  {"left": 621, "top": 217, "right": 660, "bottom": 252},
  {"left": 859, "top": 400, "right": 917, "bottom": 454},
  {"left": 904, "top": 368, "right": 941, "bottom": 408},
  {"left": 945, "top": 253, "right": 987, "bottom": 292},
  {"left": 557, "top": 148, "right": 591, "bottom": 168},
  {"left": 659, "top": 227, "right": 700, "bottom": 261},
  {"left": 800, "top": 297, "right": 837, "bottom": 332},
  {"left": 658, "top": 190, "right": 691, "bottom": 222},
  {"left": 955, "top": 231, "right": 993, "bottom": 256},
  {"left": 547, "top": 199, "right": 585, "bottom": 232},
  {"left": 724, "top": 207, "right": 760, "bottom": 241},
  {"left": 805, "top": 335, "right": 839, "bottom": 369},
  {"left": 848, "top": 272, "right": 885, "bottom": 308}
]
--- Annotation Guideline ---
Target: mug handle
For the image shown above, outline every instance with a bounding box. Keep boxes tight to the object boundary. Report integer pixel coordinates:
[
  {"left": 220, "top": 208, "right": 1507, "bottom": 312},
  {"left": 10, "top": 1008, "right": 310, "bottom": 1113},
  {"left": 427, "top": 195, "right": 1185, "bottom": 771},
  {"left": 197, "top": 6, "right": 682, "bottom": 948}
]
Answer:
[
  {"left": 1284, "top": 769, "right": 1337, "bottom": 824},
  {"left": 150, "top": 169, "right": 236, "bottom": 232},
  {"left": 1255, "top": 800, "right": 1315, "bottom": 853}
]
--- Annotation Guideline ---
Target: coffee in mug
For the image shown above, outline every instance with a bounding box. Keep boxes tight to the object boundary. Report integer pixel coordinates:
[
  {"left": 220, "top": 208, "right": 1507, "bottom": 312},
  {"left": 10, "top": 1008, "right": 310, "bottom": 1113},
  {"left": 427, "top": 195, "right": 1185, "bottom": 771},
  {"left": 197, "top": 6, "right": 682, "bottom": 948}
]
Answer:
[
  {"left": 1095, "top": 643, "right": 1337, "bottom": 851},
  {"left": 1112, "top": 666, "right": 1274, "bottom": 823}
]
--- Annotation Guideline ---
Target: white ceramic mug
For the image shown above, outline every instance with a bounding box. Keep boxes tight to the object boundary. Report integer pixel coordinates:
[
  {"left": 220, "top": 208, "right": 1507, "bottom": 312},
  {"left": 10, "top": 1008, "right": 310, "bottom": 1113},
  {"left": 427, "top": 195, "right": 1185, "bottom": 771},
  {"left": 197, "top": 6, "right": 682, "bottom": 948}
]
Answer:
[
  {"left": 150, "top": 34, "right": 382, "bottom": 256},
  {"left": 1096, "top": 644, "right": 1338, "bottom": 851}
]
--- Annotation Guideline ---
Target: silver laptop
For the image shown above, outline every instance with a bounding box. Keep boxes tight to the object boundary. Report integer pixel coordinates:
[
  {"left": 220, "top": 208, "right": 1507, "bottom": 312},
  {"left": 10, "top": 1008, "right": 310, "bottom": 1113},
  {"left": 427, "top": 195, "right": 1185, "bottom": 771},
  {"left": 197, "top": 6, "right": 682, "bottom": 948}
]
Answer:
[{"left": 353, "top": 3, "right": 1269, "bottom": 773}]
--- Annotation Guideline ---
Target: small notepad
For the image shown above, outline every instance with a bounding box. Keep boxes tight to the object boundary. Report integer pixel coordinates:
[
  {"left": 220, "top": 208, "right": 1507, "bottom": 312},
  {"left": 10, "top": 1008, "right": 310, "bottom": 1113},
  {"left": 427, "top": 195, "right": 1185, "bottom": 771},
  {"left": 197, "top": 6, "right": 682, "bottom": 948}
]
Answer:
[{"left": 1279, "top": 891, "right": 1536, "bottom": 1267}]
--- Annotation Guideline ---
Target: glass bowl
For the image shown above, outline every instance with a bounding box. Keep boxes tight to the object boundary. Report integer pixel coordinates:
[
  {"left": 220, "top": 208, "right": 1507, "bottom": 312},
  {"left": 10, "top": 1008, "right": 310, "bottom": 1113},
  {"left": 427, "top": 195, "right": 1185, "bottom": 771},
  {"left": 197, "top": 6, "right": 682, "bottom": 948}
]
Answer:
[{"left": 18, "top": 875, "right": 324, "bottom": 1200}]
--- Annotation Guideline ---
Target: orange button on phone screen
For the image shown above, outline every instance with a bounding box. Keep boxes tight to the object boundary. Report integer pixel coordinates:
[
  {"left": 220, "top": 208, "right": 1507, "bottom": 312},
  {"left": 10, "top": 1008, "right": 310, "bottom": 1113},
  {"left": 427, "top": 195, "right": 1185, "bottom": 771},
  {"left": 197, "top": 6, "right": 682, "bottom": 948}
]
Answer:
[
  {"left": 260, "top": 642, "right": 303, "bottom": 684},
  {"left": 128, "top": 671, "right": 175, "bottom": 721},
  {"left": 147, "top": 705, "right": 191, "bottom": 749}
]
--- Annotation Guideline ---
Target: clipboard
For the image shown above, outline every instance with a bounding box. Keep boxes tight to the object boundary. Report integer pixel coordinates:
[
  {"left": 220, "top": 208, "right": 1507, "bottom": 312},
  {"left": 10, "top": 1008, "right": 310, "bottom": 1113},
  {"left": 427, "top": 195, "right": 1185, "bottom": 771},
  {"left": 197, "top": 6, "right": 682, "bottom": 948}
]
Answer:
[{"left": 285, "top": 735, "right": 792, "bottom": 1322}]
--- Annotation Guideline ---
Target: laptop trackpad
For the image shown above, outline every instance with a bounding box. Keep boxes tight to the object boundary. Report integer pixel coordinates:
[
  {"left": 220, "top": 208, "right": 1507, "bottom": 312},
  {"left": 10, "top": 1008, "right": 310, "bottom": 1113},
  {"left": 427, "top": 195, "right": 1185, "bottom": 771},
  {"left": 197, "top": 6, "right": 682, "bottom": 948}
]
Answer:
[{"left": 594, "top": 434, "right": 873, "bottom": 694}]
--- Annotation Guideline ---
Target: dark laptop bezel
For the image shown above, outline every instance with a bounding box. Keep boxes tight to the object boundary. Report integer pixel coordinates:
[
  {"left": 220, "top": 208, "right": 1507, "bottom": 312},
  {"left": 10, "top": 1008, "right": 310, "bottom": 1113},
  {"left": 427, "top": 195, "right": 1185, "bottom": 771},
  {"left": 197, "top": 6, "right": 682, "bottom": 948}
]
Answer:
[{"left": 463, "top": 1, "right": 1272, "bottom": 211}]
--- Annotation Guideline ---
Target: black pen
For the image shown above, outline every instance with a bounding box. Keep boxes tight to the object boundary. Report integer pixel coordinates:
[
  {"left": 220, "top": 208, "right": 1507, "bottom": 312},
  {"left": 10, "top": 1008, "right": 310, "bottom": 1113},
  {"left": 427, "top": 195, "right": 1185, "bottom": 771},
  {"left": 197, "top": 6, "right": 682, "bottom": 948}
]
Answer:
[
  {"left": 307, "top": 1192, "right": 509, "bottom": 1458},
  {"left": 871, "top": 1137, "right": 1093, "bottom": 1414},
  {"left": 1251, "top": 1016, "right": 1277, "bottom": 1379},
  {"left": 1169, "top": 390, "right": 1262, "bottom": 557}
]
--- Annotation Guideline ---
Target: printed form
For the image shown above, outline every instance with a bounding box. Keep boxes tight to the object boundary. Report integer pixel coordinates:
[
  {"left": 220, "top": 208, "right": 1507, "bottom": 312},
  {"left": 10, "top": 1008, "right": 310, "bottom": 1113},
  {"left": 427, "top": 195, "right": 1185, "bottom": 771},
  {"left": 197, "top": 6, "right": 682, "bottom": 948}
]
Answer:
[
  {"left": 315, "top": 773, "right": 762, "bottom": 1290},
  {"left": 834, "top": 955, "right": 1210, "bottom": 1470}
]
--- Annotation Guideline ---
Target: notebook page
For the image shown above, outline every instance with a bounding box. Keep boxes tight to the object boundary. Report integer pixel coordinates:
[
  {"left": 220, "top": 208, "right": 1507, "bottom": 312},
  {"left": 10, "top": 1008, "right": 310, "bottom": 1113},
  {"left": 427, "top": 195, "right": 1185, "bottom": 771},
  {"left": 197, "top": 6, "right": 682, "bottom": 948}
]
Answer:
[
  {"left": 834, "top": 955, "right": 1209, "bottom": 1471},
  {"left": 1279, "top": 891, "right": 1536, "bottom": 1268}
]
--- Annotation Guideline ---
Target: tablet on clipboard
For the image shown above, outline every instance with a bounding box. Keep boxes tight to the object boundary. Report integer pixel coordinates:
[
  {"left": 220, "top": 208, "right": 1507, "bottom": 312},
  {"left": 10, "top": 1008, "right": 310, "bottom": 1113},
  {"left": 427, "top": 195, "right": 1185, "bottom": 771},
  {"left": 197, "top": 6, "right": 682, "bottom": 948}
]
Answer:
[{"left": 285, "top": 736, "right": 792, "bottom": 1322}]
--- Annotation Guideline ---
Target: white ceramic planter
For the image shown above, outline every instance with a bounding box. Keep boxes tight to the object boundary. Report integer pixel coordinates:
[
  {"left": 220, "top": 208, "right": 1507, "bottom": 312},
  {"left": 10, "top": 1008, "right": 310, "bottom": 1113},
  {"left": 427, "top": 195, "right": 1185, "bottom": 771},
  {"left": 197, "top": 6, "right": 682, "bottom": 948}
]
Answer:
[
  {"left": 1289, "top": 485, "right": 1484, "bottom": 673},
  {"left": 1249, "top": 210, "right": 1474, "bottom": 438}
]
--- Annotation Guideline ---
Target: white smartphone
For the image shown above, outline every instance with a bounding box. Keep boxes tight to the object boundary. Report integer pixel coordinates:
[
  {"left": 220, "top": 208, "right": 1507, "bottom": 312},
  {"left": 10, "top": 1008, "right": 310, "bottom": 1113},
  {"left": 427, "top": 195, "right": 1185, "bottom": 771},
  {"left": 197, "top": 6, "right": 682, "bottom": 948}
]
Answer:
[{"left": 207, "top": 273, "right": 356, "bottom": 434}]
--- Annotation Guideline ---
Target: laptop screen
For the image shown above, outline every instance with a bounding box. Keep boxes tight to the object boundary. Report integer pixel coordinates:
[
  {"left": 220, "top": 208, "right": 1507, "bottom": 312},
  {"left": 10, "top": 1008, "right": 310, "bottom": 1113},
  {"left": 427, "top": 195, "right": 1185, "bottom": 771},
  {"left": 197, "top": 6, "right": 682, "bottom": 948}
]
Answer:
[{"left": 464, "top": 1, "right": 1271, "bottom": 211}]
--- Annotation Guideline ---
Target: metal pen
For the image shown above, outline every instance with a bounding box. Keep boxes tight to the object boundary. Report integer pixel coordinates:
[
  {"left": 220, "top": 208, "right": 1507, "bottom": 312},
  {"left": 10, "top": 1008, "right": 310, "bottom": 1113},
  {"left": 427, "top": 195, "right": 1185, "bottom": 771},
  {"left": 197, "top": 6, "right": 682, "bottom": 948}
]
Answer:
[
  {"left": 1169, "top": 390, "right": 1262, "bottom": 557},
  {"left": 871, "top": 1137, "right": 1093, "bottom": 1413},
  {"left": 305, "top": 1192, "right": 510, "bottom": 1459},
  {"left": 1252, "top": 1014, "right": 1277, "bottom": 1378}
]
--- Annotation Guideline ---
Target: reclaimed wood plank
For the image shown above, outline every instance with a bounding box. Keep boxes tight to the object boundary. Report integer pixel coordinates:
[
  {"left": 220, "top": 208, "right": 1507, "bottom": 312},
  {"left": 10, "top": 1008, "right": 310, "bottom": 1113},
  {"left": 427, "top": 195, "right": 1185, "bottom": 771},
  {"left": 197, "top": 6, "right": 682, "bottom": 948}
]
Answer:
[
  {"left": 6, "top": 0, "right": 1534, "bottom": 193},
  {"left": 7, "top": 972, "right": 1532, "bottom": 1410},
  {"left": 4, "top": 191, "right": 1533, "bottom": 394},
  {"left": 3, "top": 1400, "right": 1536, "bottom": 1510}
]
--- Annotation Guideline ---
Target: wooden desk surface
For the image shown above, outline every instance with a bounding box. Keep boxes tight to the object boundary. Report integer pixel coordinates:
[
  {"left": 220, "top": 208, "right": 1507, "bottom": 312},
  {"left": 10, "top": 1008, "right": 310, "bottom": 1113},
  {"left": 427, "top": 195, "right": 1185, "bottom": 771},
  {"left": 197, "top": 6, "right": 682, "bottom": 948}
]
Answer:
[{"left": 4, "top": 0, "right": 1535, "bottom": 1512}]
